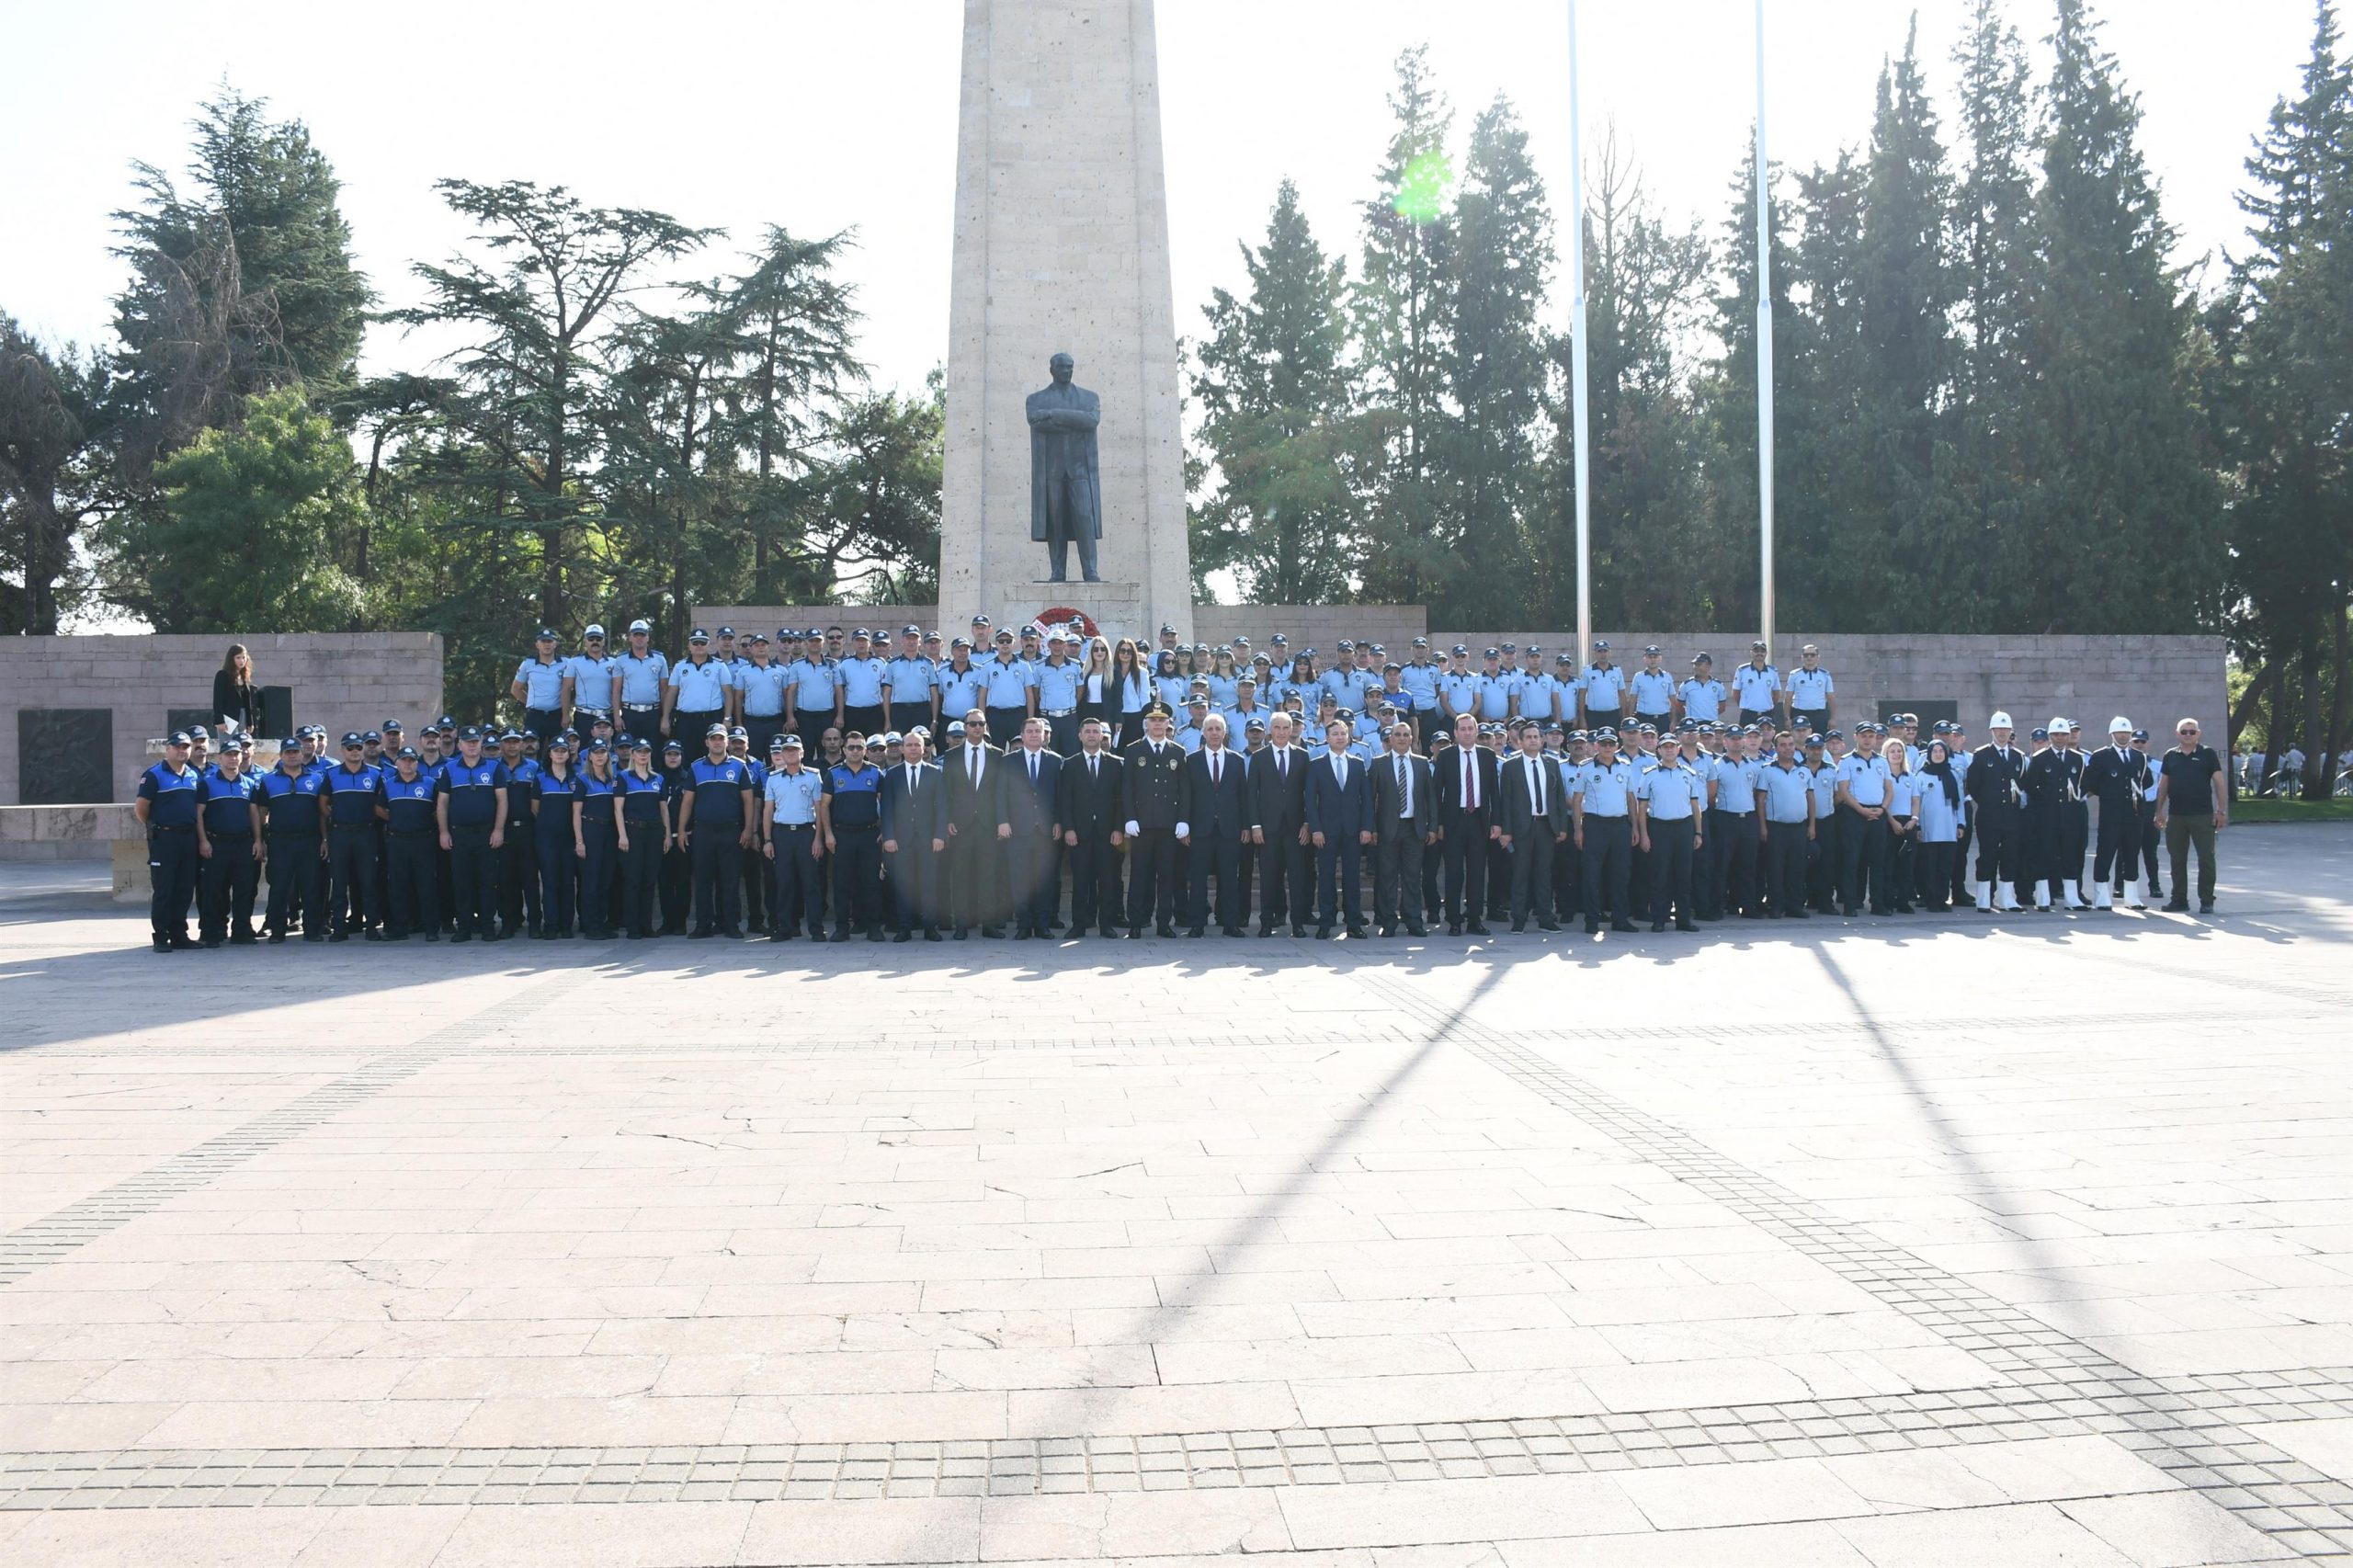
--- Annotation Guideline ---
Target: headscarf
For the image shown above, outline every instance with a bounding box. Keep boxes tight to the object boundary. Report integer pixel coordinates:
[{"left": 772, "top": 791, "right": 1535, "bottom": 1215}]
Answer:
[{"left": 1923, "top": 740, "right": 1961, "bottom": 810}]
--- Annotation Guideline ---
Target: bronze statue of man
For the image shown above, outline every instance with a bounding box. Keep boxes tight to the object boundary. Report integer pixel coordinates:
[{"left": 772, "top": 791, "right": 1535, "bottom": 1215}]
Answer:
[{"left": 1027, "top": 352, "right": 1102, "bottom": 583}]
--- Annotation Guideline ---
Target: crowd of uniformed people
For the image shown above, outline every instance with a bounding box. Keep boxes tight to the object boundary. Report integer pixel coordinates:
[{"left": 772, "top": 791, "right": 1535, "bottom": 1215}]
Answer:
[{"left": 131, "top": 618, "right": 2232, "bottom": 951}]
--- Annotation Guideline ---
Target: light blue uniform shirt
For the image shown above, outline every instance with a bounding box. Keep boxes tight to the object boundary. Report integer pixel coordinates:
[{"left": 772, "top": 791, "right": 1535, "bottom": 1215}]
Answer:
[
  {"left": 1757, "top": 759, "right": 1813, "bottom": 823},
  {"left": 1035, "top": 658, "right": 1084, "bottom": 711},
  {"left": 790, "top": 656, "right": 842, "bottom": 712},
  {"left": 840, "top": 655, "right": 889, "bottom": 709},
  {"left": 1807, "top": 761, "right": 1841, "bottom": 818},
  {"left": 1630, "top": 669, "right": 1677, "bottom": 715},
  {"left": 1733, "top": 663, "right": 1782, "bottom": 712},
  {"left": 515, "top": 656, "right": 567, "bottom": 709},
  {"left": 668, "top": 656, "right": 732, "bottom": 712},
  {"left": 764, "top": 767, "right": 824, "bottom": 825},
  {"left": 1713, "top": 754, "right": 1761, "bottom": 815},
  {"left": 1888, "top": 773, "right": 1922, "bottom": 819},
  {"left": 565, "top": 653, "right": 620, "bottom": 711},
  {"left": 1583, "top": 665, "right": 1627, "bottom": 714},
  {"left": 1439, "top": 670, "right": 1483, "bottom": 717},
  {"left": 735, "top": 661, "right": 790, "bottom": 718},
  {"left": 937, "top": 663, "right": 986, "bottom": 718},
  {"left": 886, "top": 655, "right": 937, "bottom": 707},
  {"left": 1637, "top": 760, "right": 1704, "bottom": 820},
  {"left": 1678, "top": 677, "right": 1727, "bottom": 722},
  {"left": 1154, "top": 672, "right": 1188, "bottom": 709},
  {"left": 1515, "top": 671, "right": 1560, "bottom": 722},
  {"left": 1204, "top": 672, "right": 1238, "bottom": 709},
  {"left": 1320, "top": 667, "right": 1358, "bottom": 710},
  {"left": 1787, "top": 665, "right": 1834, "bottom": 712},
  {"left": 1399, "top": 661, "right": 1441, "bottom": 707},
  {"left": 982, "top": 655, "right": 1034, "bottom": 709},
  {"left": 1915, "top": 772, "right": 1961, "bottom": 841},
  {"left": 1476, "top": 671, "right": 1515, "bottom": 720},
  {"left": 1836, "top": 752, "right": 1892, "bottom": 807},
  {"left": 615, "top": 650, "right": 669, "bottom": 706},
  {"left": 1573, "top": 757, "right": 1636, "bottom": 816}
]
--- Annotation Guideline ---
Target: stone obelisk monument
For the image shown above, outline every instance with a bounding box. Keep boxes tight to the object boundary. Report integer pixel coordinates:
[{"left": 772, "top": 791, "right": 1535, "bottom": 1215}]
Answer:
[{"left": 938, "top": 0, "right": 1194, "bottom": 643}]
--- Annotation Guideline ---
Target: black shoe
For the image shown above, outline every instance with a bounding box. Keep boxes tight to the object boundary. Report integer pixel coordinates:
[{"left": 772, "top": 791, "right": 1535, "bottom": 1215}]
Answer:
[
  {"left": 1317, "top": 926, "right": 1335, "bottom": 939},
  {"left": 450, "top": 933, "right": 472, "bottom": 944},
  {"left": 1291, "top": 926, "right": 1310, "bottom": 938},
  {"left": 982, "top": 926, "right": 1005, "bottom": 938},
  {"left": 1185, "top": 926, "right": 1204, "bottom": 937},
  {"left": 1224, "top": 928, "right": 1247, "bottom": 938},
  {"left": 1379, "top": 926, "right": 1396, "bottom": 937},
  {"left": 1677, "top": 919, "right": 1699, "bottom": 933},
  {"left": 1128, "top": 928, "right": 1145, "bottom": 939},
  {"left": 1652, "top": 921, "right": 1667, "bottom": 932},
  {"left": 151, "top": 934, "right": 172, "bottom": 953},
  {"left": 1347, "top": 924, "right": 1370, "bottom": 939},
  {"left": 869, "top": 930, "right": 886, "bottom": 943},
  {"left": 363, "top": 929, "right": 382, "bottom": 942},
  {"left": 1447, "top": 922, "right": 1463, "bottom": 936},
  {"left": 1467, "top": 923, "right": 1491, "bottom": 936},
  {"left": 302, "top": 932, "right": 326, "bottom": 943},
  {"left": 892, "top": 932, "right": 912, "bottom": 943},
  {"left": 329, "top": 931, "right": 349, "bottom": 943},
  {"left": 1406, "top": 925, "right": 1427, "bottom": 937},
  {"left": 2199, "top": 902, "right": 2215, "bottom": 915},
  {"left": 1586, "top": 923, "right": 1602, "bottom": 935},
  {"left": 1539, "top": 921, "right": 1561, "bottom": 932},
  {"left": 2162, "top": 900, "right": 2188, "bottom": 913},
  {"left": 424, "top": 932, "right": 439, "bottom": 943},
  {"left": 1097, "top": 928, "right": 1117, "bottom": 939},
  {"left": 925, "top": 929, "right": 943, "bottom": 942},
  {"left": 1259, "top": 927, "right": 1279, "bottom": 938},
  {"left": 1611, "top": 920, "right": 1640, "bottom": 934},
  {"left": 1156, "top": 924, "right": 1176, "bottom": 938},
  {"left": 229, "top": 930, "right": 256, "bottom": 946},
  {"left": 832, "top": 930, "right": 853, "bottom": 943},
  {"left": 690, "top": 928, "right": 714, "bottom": 939}
]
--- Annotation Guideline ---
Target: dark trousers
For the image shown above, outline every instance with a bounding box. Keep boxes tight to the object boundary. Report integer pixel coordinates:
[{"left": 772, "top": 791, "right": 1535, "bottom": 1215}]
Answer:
[
  {"left": 1581, "top": 816, "right": 1632, "bottom": 926},
  {"left": 1839, "top": 807, "right": 1892, "bottom": 912},
  {"left": 2052, "top": 804, "right": 2088, "bottom": 897},
  {"left": 199, "top": 838, "right": 260, "bottom": 940},
  {"left": 147, "top": 829, "right": 198, "bottom": 940},
  {"left": 1186, "top": 830, "right": 1245, "bottom": 931},
  {"left": 620, "top": 831, "right": 663, "bottom": 936},
  {"left": 579, "top": 822, "right": 617, "bottom": 932},
  {"left": 1810, "top": 808, "right": 1843, "bottom": 911},
  {"left": 1647, "top": 816, "right": 1697, "bottom": 926},
  {"left": 2141, "top": 816, "right": 2164, "bottom": 894},
  {"left": 1045, "top": 713, "right": 1079, "bottom": 757},
  {"left": 949, "top": 826, "right": 1006, "bottom": 932},
  {"left": 1918, "top": 840, "right": 1956, "bottom": 907},
  {"left": 891, "top": 845, "right": 941, "bottom": 936},
  {"left": 2094, "top": 803, "right": 2143, "bottom": 888},
  {"left": 742, "top": 835, "right": 770, "bottom": 931},
  {"left": 1126, "top": 828, "right": 1178, "bottom": 932},
  {"left": 498, "top": 824, "right": 540, "bottom": 933},
  {"left": 660, "top": 839, "right": 691, "bottom": 932},
  {"left": 384, "top": 834, "right": 437, "bottom": 937},
  {"left": 834, "top": 824, "right": 884, "bottom": 935},
  {"left": 1007, "top": 826, "right": 1059, "bottom": 935},
  {"left": 525, "top": 707, "right": 563, "bottom": 743},
  {"left": 2165, "top": 817, "right": 2218, "bottom": 904},
  {"left": 266, "top": 835, "right": 324, "bottom": 933},
  {"left": 1717, "top": 812, "right": 1759, "bottom": 916},
  {"left": 984, "top": 708, "right": 1028, "bottom": 748},
  {"left": 1973, "top": 803, "right": 2022, "bottom": 889},
  {"left": 1317, "top": 835, "right": 1364, "bottom": 930},
  {"left": 1951, "top": 816, "right": 1975, "bottom": 904},
  {"left": 773, "top": 826, "right": 824, "bottom": 934},
  {"left": 843, "top": 706, "right": 886, "bottom": 745},
  {"left": 449, "top": 824, "right": 498, "bottom": 936},
  {"left": 691, "top": 824, "right": 745, "bottom": 934},
  {"left": 1374, "top": 826, "right": 1426, "bottom": 931},
  {"left": 1256, "top": 825, "right": 1310, "bottom": 932},
  {"left": 1764, "top": 821, "right": 1809, "bottom": 915},
  {"left": 1889, "top": 823, "right": 1916, "bottom": 907},
  {"left": 537, "top": 824, "right": 577, "bottom": 933},
  {"left": 1442, "top": 812, "right": 1491, "bottom": 924},
  {"left": 1506, "top": 828, "right": 1554, "bottom": 926},
  {"left": 621, "top": 705, "right": 662, "bottom": 745},
  {"left": 1068, "top": 834, "right": 1121, "bottom": 934},
  {"left": 328, "top": 824, "right": 380, "bottom": 935},
  {"left": 1792, "top": 710, "right": 1827, "bottom": 741}
]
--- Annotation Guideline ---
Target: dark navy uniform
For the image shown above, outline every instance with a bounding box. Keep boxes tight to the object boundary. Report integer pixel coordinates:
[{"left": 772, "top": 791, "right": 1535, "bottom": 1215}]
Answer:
[
  {"left": 2085, "top": 738, "right": 2152, "bottom": 903},
  {"left": 321, "top": 756, "right": 386, "bottom": 938},
  {"left": 137, "top": 755, "right": 203, "bottom": 947},
  {"left": 616, "top": 767, "right": 669, "bottom": 937},
  {"left": 195, "top": 762, "right": 263, "bottom": 944},
  {"left": 1966, "top": 740, "right": 2030, "bottom": 906},
  {"left": 380, "top": 765, "right": 441, "bottom": 939},
  {"left": 438, "top": 749, "right": 507, "bottom": 939},
  {"left": 496, "top": 753, "right": 543, "bottom": 936},
  {"left": 533, "top": 765, "right": 582, "bottom": 936},
  {"left": 1121, "top": 733, "right": 1187, "bottom": 935},
  {"left": 576, "top": 765, "right": 620, "bottom": 936},
  {"left": 825, "top": 760, "right": 886, "bottom": 939},
  {"left": 2023, "top": 743, "right": 2088, "bottom": 908},
  {"left": 256, "top": 758, "right": 326, "bottom": 940},
  {"left": 686, "top": 753, "right": 756, "bottom": 936}
]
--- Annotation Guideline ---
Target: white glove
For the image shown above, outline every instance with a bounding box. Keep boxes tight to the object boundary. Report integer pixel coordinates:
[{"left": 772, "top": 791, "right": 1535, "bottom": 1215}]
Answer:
[
  {"left": 1124, "top": 820, "right": 1140, "bottom": 836},
  {"left": 1176, "top": 821, "right": 1189, "bottom": 838}
]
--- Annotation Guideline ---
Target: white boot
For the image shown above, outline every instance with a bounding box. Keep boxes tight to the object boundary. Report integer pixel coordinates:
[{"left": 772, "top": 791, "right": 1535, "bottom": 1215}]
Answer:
[
  {"left": 2000, "top": 883, "right": 2023, "bottom": 912},
  {"left": 1974, "top": 881, "right": 1993, "bottom": 913},
  {"left": 2063, "top": 883, "right": 2086, "bottom": 910},
  {"left": 2125, "top": 877, "right": 2145, "bottom": 910},
  {"left": 2093, "top": 882, "right": 2112, "bottom": 910},
  {"left": 2034, "top": 883, "right": 2052, "bottom": 911}
]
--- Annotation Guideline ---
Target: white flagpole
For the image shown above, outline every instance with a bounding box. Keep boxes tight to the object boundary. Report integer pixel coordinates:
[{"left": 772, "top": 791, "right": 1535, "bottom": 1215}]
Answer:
[
  {"left": 1568, "top": 0, "right": 1593, "bottom": 665},
  {"left": 1753, "top": 0, "right": 1776, "bottom": 654}
]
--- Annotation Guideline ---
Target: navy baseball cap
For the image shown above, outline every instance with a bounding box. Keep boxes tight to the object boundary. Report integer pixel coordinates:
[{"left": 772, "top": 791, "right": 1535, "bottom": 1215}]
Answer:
[
  {"left": 381, "top": 719, "right": 404, "bottom": 732},
  {"left": 280, "top": 737, "right": 302, "bottom": 753},
  {"left": 395, "top": 745, "right": 419, "bottom": 760},
  {"left": 166, "top": 730, "right": 191, "bottom": 745},
  {"left": 341, "top": 732, "right": 364, "bottom": 747}
]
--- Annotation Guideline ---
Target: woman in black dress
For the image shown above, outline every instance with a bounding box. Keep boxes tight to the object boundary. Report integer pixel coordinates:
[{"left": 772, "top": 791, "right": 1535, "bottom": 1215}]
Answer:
[{"left": 212, "top": 644, "right": 260, "bottom": 733}]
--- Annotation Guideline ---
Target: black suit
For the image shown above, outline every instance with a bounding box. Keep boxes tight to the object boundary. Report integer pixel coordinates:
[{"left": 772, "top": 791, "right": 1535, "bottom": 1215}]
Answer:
[
  {"left": 1245, "top": 744, "right": 1312, "bottom": 933},
  {"left": 1182, "top": 746, "right": 1252, "bottom": 932},
  {"left": 1498, "top": 751, "right": 1570, "bottom": 926},
  {"left": 2083, "top": 744, "right": 2150, "bottom": 893},
  {"left": 1434, "top": 744, "right": 1501, "bottom": 926},
  {"left": 943, "top": 743, "right": 1012, "bottom": 932},
  {"left": 880, "top": 759, "right": 945, "bottom": 936},
  {"left": 1056, "top": 748, "right": 1126, "bottom": 934},
  {"left": 1006, "top": 746, "right": 1063, "bottom": 935},
  {"left": 1369, "top": 749, "right": 1435, "bottom": 933},
  {"left": 1121, "top": 737, "right": 1186, "bottom": 932}
]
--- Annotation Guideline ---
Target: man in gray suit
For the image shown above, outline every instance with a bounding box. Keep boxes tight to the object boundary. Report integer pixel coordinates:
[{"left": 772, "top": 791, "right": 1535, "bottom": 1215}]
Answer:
[
  {"left": 1499, "top": 724, "right": 1570, "bottom": 931},
  {"left": 1370, "top": 723, "right": 1437, "bottom": 937}
]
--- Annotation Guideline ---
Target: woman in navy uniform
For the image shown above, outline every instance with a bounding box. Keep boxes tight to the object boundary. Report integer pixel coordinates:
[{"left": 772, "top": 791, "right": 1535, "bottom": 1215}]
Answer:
[
  {"left": 532, "top": 735, "right": 583, "bottom": 937},
  {"left": 576, "top": 741, "right": 621, "bottom": 937},
  {"left": 615, "top": 739, "right": 670, "bottom": 938},
  {"left": 380, "top": 747, "right": 442, "bottom": 940}
]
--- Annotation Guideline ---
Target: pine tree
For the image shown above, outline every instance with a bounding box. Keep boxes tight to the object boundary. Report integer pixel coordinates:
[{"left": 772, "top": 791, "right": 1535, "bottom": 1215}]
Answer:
[
  {"left": 1189, "top": 179, "right": 1366, "bottom": 604},
  {"left": 1353, "top": 47, "right": 1457, "bottom": 606},
  {"left": 1442, "top": 97, "right": 1554, "bottom": 623},
  {"left": 2021, "top": 0, "right": 2218, "bottom": 632}
]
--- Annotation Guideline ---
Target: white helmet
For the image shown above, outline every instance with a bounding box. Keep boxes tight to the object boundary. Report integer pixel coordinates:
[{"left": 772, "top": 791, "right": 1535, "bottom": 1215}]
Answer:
[
  {"left": 2049, "top": 716, "right": 2073, "bottom": 733},
  {"left": 1989, "top": 710, "right": 2013, "bottom": 730},
  {"left": 2109, "top": 715, "right": 2132, "bottom": 733}
]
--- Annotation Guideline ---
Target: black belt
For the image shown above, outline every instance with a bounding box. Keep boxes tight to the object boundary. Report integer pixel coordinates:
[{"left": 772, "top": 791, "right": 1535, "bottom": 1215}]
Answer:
[
  {"left": 1585, "top": 812, "right": 1630, "bottom": 821},
  {"left": 148, "top": 824, "right": 193, "bottom": 834},
  {"left": 331, "top": 819, "right": 376, "bottom": 830},
  {"left": 391, "top": 830, "right": 435, "bottom": 840},
  {"left": 835, "top": 820, "right": 880, "bottom": 831},
  {"left": 774, "top": 823, "right": 815, "bottom": 832}
]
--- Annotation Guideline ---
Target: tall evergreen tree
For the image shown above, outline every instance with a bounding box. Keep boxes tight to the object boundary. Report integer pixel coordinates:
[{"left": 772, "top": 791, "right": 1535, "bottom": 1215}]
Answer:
[
  {"left": 2213, "top": 0, "right": 2352, "bottom": 778},
  {"left": 1442, "top": 97, "right": 1554, "bottom": 623},
  {"left": 1189, "top": 179, "right": 1366, "bottom": 604},
  {"left": 0, "top": 317, "right": 111, "bottom": 633},
  {"left": 1353, "top": 47, "right": 1457, "bottom": 605},
  {"left": 2020, "top": 0, "right": 2218, "bottom": 632}
]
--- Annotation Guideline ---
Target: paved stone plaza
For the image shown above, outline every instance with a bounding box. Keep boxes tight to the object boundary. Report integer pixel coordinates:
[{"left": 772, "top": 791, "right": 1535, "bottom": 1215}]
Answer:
[{"left": 3, "top": 827, "right": 2348, "bottom": 1566}]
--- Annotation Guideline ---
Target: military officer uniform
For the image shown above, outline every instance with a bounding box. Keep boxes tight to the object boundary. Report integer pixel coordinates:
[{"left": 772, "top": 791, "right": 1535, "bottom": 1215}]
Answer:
[
  {"left": 1121, "top": 714, "right": 1187, "bottom": 936},
  {"left": 1966, "top": 719, "right": 2030, "bottom": 911}
]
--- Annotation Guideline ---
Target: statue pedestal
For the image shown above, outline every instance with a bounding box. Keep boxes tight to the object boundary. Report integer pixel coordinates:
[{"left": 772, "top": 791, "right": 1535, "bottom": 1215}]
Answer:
[{"left": 1004, "top": 580, "right": 1144, "bottom": 644}]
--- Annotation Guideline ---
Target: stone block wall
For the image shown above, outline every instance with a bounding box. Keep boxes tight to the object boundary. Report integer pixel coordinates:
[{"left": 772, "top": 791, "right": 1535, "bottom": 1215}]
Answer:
[{"left": 0, "top": 634, "right": 444, "bottom": 806}]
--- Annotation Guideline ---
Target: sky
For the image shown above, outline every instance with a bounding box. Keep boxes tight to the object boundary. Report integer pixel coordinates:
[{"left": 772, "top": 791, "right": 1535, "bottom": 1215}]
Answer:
[{"left": 4, "top": 1, "right": 2324, "bottom": 408}]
